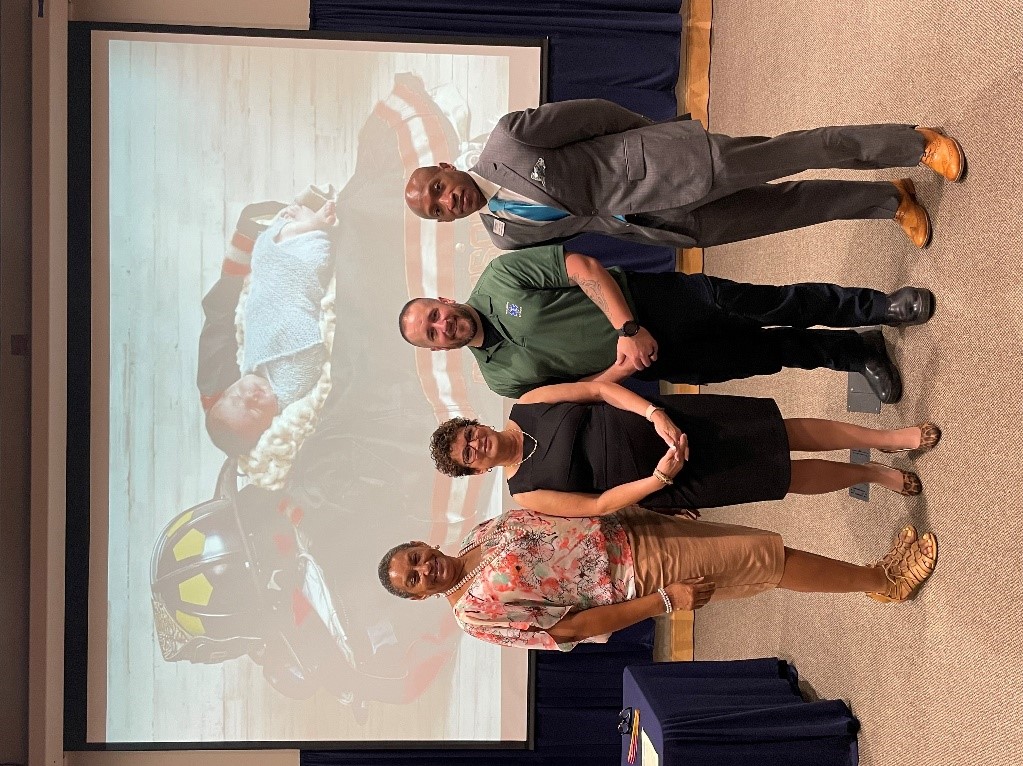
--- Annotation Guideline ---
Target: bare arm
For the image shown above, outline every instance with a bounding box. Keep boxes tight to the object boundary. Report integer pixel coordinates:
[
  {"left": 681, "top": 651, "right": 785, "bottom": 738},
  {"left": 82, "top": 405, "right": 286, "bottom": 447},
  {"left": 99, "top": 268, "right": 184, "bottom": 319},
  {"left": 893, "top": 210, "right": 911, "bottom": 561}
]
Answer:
[
  {"left": 547, "top": 594, "right": 665, "bottom": 644},
  {"left": 564, "top": 252, "right": 658, "bottom": 371},
  {"left": 564, "top": 252, "right": 634, "bottom": 329},
  {"left": 513, "top": 440, "right": 686, "bottom": 518},
  {"left": 520, "top": 380, "right": 646, "bottom": 411},
  {"left": 580, "top": 362, "right": 634, "bottom": 385},
  {"left": 514, "top": 478, "right": 666, "bottom": 518},
  {"left": 520, "top": 381, "right": 687, "bottom": 450},
  {"left": 547, "top": 579, "right": 715, "bottom": 644}
]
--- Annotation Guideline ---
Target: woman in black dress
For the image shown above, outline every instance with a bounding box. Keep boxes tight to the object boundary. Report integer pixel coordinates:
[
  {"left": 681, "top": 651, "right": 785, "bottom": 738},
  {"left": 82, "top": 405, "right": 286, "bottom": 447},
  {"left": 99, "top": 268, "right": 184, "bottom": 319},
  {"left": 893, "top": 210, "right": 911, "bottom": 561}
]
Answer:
[{"left": 428, "top": 381, "right": 940, "bottom": 516}]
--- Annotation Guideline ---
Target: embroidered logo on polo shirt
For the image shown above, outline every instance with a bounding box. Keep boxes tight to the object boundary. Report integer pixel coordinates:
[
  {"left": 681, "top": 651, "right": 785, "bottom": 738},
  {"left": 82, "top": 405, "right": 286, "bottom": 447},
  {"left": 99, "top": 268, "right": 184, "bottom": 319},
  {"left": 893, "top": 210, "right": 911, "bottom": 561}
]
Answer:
[{"left": 505, "top": 302, "right": 523, "bottom": 318}]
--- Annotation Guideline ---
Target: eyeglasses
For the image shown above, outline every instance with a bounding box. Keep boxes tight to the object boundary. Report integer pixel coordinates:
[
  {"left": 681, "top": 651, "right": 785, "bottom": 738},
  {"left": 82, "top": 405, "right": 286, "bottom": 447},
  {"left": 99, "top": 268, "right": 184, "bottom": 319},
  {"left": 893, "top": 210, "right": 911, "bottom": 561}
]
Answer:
[
  {"left": 461, "top": 426, "right": 480, "bottom": 466},
  {"left": 617, "top": 707, "right": 634, "bottom": 736}
]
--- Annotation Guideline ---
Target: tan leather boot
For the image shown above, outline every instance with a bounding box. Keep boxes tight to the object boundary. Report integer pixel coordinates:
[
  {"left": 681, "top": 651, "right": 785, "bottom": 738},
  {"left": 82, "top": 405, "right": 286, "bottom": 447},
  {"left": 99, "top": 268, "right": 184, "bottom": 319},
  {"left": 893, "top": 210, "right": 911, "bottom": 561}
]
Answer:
[
  {"left": 916, "top": 127, "right": 965, "bottom": 182},
  {"left": 893, "top": 178, "right": 931, "bottom": 248}
]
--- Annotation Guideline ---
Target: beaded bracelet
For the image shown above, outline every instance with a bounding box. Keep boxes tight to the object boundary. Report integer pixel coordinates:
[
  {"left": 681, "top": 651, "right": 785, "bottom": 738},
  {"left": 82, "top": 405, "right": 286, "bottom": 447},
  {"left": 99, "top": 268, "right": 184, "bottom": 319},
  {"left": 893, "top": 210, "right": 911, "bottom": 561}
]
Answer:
[
  {"left": 652, "top": 469, "right": 673, "bottom": 486},
  {"left": 657, "top": 587, "right": 674, "bottom": 614}
]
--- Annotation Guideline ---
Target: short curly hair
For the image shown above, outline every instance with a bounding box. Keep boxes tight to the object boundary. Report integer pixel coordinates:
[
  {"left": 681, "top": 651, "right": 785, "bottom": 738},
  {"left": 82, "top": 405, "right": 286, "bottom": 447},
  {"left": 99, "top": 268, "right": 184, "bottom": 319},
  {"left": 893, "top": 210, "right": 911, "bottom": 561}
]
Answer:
[
  {"left": 430, "top": 417, "right": 479, "bottom": 477},
  {"left": 377, "top": 541, "right": 420, "bottom": 599}
]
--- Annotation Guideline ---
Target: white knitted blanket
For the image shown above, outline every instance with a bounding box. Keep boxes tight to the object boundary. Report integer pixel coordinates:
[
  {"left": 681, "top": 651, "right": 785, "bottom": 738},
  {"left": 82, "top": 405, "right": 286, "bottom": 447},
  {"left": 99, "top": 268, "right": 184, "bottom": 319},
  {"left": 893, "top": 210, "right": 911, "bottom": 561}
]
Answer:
[{"left": 233, "top": 219, "right": 337, "bottom": 490}]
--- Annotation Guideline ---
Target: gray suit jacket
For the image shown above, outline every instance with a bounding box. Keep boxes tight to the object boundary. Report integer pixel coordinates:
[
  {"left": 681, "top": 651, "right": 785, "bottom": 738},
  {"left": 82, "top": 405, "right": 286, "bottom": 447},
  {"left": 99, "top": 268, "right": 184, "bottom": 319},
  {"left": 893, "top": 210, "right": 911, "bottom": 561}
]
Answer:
[{"left": 470, "top": 99, "right": 711, "bottom": 249}]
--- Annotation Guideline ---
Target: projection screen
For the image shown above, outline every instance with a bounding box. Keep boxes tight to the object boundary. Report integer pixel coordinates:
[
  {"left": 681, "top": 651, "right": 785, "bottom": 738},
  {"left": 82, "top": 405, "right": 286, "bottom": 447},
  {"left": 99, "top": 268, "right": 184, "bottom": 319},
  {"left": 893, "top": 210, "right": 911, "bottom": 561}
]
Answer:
[{"left": 68, "top": 24, "right": 545, "bottom": 747}]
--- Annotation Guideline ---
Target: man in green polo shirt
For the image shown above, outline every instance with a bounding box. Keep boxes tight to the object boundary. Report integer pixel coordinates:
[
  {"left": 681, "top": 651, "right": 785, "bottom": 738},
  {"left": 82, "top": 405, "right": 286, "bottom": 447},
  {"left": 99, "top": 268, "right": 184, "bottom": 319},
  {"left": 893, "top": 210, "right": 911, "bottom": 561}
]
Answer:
[{"left": 397, "top": 244, "right": 932, "bottom": 403}]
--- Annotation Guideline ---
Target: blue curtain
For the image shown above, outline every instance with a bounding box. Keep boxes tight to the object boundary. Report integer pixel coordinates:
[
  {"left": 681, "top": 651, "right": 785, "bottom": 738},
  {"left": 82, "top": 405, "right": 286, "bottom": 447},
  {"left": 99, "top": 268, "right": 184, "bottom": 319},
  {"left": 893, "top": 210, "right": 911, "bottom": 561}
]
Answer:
[
  {"left": 306, "top": 3, "right": 682, "bottom": 762},
  {"left": 309, "top": 0, "right": 683, "bottom": 273},
  {"left": 303, "top": 622, "right": 655, "bottom": 766},
  {"left": 622, "top": 660, "right": 859, "bottom": 766}
]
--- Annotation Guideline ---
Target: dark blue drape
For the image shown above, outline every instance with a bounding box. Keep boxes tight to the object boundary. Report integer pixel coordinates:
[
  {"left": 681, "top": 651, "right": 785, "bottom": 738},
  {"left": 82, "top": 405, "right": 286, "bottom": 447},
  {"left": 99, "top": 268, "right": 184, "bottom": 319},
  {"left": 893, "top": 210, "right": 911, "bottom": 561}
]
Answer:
[
  {"left": 306, "top": 2, "right": 682, "bottom": 762},
  {"left": 310, "top": 0, "right": 683, "bottom": 273},
  {"left": 621, "top": 660, "right": 860, "bottom": 766},
  {"left": 303, "top": 623, "right": 655, "bottom": 766},
  {"left": 310, "top": 1, "right": 682, "bottom": 110}
]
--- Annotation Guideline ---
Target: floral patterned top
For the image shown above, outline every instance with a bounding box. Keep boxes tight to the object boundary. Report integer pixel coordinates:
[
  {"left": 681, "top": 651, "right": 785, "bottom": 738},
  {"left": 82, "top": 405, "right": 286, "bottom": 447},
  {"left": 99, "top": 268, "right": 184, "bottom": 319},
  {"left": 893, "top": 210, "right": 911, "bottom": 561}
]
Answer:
[{"left": 453, "top": 509, "right": 635, "bottom": 651}]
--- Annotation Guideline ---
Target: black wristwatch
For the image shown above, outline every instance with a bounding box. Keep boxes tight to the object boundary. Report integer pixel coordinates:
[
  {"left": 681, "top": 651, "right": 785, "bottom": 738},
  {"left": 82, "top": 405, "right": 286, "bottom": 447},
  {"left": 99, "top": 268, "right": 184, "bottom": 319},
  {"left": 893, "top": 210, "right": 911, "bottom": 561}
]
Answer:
[{"left": 617, "top": 320, "right": 641, "bottom": 338}]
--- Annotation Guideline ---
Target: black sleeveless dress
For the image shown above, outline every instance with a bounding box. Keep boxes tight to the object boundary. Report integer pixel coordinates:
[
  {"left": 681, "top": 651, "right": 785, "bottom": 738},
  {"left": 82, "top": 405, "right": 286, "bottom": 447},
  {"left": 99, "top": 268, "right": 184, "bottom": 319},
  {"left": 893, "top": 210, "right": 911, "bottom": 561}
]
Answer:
[{"left": 506, "top": 394, "right": 790, "bottom": 512}]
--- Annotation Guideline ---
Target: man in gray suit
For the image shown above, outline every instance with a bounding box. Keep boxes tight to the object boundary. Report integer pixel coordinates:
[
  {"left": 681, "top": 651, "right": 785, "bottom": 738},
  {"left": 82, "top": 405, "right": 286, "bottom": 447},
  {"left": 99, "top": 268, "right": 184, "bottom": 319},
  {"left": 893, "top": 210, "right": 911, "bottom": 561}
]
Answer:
[{"left": 404, "top": 99, "right": 964, "bottom": 251}]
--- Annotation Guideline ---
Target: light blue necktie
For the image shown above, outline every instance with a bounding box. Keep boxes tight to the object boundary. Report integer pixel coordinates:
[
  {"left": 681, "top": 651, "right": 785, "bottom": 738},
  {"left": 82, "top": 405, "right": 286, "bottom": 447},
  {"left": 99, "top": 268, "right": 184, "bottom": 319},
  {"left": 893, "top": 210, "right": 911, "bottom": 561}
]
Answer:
[
  {"left": 488, "top": 196, "right": 627, "bottom": 223},
  {"left": 488, "top": 196, "right": 568, "bottom": 221}
]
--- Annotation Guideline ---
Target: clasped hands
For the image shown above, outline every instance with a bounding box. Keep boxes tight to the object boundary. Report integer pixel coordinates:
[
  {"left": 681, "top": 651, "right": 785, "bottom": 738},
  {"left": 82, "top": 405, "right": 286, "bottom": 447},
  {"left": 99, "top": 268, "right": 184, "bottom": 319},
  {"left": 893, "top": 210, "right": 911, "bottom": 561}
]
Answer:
[
  {"left": 651, "top": 409, "right": 699, "bottom": 519},
  {"left": 615, "top": 327, "right": 658, "bottom": 371}
]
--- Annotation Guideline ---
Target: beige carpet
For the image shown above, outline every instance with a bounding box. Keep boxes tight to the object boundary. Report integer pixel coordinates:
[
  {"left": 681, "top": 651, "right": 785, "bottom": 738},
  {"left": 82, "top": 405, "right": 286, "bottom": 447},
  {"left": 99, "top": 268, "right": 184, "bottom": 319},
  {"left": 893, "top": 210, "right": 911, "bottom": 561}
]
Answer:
[{"left": 693, "top": 2, "right": 1023, "bottom": 765}]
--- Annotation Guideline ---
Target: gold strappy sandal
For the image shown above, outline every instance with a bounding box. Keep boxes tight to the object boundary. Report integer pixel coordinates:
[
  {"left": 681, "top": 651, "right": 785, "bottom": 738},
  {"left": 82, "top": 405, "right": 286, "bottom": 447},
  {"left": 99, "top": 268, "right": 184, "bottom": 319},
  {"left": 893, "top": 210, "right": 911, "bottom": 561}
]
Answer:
[
  {"left": 876, "top": 524, "right": 917, "bottom": 571},
  {"left": 866, "top": 527, "right": 937, "bottom": 603}
]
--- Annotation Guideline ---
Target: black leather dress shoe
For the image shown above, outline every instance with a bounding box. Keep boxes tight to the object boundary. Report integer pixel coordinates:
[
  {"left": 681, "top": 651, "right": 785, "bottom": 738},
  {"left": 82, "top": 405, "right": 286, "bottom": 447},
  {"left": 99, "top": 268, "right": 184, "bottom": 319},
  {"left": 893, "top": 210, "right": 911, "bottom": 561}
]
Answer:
[
  {"left": 858, "top": 329, "right": 902, "bottom": 403},
  {"left": 885, "top": 287, "right": 935, "bottom": 326}
]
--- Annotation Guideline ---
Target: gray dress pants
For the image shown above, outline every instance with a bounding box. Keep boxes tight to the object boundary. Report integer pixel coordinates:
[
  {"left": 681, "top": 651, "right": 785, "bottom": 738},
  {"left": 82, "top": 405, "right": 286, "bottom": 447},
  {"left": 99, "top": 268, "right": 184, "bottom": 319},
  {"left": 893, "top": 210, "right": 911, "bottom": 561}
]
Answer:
[{"left": 628, "top": 123, "right": 926, "bottom": 247}]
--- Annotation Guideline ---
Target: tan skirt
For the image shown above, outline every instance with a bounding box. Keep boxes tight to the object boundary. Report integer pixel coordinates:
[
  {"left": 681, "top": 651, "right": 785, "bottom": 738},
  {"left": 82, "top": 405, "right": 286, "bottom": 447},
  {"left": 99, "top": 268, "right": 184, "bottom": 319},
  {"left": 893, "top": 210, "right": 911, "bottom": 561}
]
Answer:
[{"left": 617, "top": 506, "right": 786, "bottom": 601}]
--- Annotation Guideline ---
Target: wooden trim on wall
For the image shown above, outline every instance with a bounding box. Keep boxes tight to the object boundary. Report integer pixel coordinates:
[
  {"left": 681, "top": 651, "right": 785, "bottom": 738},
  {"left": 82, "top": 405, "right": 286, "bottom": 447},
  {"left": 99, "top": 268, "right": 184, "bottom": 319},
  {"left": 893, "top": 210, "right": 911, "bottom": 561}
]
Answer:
[
  {"left": 664, "top": 0, "right": 713, "bottom": 407},
  {"left": 658, "top": 0, "right": 714, "bottom": 661},
  {"left": 678, "top": 0, "right": 712, "bottom": 279}
]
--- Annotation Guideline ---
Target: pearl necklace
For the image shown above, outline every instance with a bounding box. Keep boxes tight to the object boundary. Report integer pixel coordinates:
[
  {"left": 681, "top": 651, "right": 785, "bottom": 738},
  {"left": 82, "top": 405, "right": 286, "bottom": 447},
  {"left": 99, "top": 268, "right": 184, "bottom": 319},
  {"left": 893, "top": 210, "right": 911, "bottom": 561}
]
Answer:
[
  {"left": 513, "top": 428, "right": 539, "bottom": 467},
  {"left": 443, "top": 527, "right": 527, "bottom": 597}
]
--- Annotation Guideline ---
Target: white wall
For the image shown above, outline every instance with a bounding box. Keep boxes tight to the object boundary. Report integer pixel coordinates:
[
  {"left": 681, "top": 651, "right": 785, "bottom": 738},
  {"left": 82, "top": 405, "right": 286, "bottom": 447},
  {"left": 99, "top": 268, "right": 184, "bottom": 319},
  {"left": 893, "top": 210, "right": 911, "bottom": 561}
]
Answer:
[{"left": 71, "top": 0, "right": 309, "bottom": 29}]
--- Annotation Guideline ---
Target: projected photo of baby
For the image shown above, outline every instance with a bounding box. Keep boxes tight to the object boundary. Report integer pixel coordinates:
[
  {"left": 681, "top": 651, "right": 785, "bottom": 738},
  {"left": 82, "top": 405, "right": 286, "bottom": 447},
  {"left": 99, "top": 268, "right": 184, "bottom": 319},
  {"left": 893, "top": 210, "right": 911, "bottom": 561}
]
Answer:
[
  {"left": 94, "top": 31, "right": 540, "bottom": 746},
  {"left": 202, "top": 199, "right": 338, "bottom": 490},
  {"left": 160, "top": 77, "right": 501, "bottom": 736},
  {"left": 204, "top": 202, "right": 337, "bottom": 469}
]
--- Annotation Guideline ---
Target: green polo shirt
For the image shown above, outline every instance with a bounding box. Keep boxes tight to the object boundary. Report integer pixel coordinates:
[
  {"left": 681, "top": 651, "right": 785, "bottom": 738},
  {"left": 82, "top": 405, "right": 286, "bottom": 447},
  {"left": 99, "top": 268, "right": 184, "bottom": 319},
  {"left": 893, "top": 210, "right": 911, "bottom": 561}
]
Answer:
[{"left": 466, "top": 245, "right": 635, "bottom": 398}]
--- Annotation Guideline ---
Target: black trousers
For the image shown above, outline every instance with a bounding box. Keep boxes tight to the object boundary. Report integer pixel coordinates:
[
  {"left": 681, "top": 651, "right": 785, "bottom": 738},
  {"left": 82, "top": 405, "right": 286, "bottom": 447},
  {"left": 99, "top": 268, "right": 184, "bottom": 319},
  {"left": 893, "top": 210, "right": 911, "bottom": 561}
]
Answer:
[{"left": 625, "top": 271, "right": 887, "bottom": 385}]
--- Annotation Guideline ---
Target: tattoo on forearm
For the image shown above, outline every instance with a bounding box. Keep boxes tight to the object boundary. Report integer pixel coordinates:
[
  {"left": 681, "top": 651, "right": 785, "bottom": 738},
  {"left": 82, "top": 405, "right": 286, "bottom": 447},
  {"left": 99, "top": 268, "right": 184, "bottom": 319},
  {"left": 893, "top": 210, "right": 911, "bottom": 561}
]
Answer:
[{"left": 569, "top": 275, "right": 610, "bottom": 314}]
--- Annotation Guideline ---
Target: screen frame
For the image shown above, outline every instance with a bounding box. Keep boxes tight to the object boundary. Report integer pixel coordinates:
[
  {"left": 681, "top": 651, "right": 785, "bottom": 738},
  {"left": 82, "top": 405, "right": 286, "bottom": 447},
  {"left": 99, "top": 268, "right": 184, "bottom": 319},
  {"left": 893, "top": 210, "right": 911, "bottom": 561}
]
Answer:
[{"left": 64, "top": 20, "right": 547, "bottom": 752}]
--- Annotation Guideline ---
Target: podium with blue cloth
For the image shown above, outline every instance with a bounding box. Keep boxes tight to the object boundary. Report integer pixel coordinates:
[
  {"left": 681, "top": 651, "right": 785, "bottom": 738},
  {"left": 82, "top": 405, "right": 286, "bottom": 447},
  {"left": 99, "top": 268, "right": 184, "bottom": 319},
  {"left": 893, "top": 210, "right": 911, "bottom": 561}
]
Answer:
[{"left": 621, "top": 659, "right": 859, "bottom": 766}]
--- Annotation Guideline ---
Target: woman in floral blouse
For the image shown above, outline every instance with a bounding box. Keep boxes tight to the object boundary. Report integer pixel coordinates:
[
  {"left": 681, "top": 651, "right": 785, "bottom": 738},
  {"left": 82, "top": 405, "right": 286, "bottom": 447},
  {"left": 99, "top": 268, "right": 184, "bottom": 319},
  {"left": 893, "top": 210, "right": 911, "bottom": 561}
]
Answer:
[{"left": 377, "top": 506, "right": 937, "bottom": 651}]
